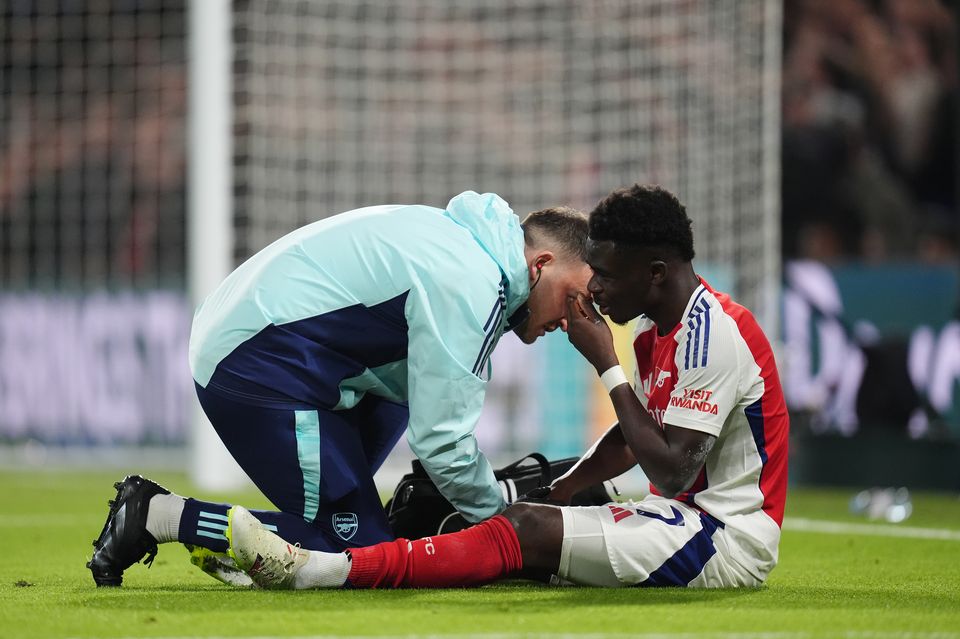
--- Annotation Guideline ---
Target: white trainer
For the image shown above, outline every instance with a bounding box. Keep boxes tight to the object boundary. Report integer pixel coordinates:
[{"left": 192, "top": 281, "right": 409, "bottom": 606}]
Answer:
[{"left": 227, "top": 506, "right": 309, "bottom": 589}]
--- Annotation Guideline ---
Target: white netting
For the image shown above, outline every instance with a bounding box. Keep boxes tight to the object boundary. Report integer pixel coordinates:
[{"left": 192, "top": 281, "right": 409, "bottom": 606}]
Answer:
[
  {"left": 231, "top": 0, "right": 781, "bottom": 323},
  {"left": 0, "top": 0, "right": 188, "bottom": 291}
]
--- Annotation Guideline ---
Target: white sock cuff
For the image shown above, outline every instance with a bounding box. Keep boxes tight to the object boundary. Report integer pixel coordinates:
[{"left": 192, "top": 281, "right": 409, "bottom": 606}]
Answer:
[
  {"left": 294, "top": 550, "right": 351, "bottom": 589},
  {"left": 145, "top": 493, "right": 185, "bottom": 544}
]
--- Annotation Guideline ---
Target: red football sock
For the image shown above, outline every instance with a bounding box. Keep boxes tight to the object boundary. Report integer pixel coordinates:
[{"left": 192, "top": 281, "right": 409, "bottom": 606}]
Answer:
[{"left": 346, "top": 515, "right": 523, "bottom": 588}]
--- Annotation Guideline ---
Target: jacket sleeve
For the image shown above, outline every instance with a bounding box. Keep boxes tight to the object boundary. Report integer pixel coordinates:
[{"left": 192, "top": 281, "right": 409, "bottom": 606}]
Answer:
[{"left": 403, "top": 279, "right": 507, "bottom": 524}]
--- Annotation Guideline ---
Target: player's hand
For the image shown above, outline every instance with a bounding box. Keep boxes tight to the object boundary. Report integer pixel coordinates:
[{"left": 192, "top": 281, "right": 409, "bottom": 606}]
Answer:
[{"left": 564, "top": 293, "right": 618, "bottom": 372}]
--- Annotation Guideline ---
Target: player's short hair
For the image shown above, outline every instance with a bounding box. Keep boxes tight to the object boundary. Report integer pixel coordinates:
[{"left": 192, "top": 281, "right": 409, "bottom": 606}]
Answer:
[
  {"left": 589, "top": 184, "right": 696, "bottom": 262},
  {"left": 521, "top": 206, "right": 589, "bottom": 262}
]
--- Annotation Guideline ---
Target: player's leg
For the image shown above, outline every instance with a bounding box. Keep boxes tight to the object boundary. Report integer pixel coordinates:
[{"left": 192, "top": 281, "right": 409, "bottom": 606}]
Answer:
[
  {"left": 225, "top": 502, "right": 561, "bottom": 589},
  {"left": 501, "top": 502, "right": 564, "bottom": 578},
  {"left": 87, "top": 474, "right": 175, "bottom": 586},
  {"left": 227, "top": 505, "right": 523, "bottom": 589},
  {"left": 554, "top": 497, "right": 753, "bottom": 587},
  {"left": 228, "top": 496, "right": 757, "bottom": 589},
  {"left": 88, "top": 385, "right": 343, "bottom": 586},
  {"left": 84, "top": 473, "right": 256, "bottom": 588},
  {"left": 339, "top": 502, "right": 558, "bottom": 588}
]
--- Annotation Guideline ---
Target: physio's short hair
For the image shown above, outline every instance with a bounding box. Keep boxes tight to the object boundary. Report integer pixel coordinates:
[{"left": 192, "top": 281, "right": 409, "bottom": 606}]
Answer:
[
  {"left": 589, "top": 184, "right": 695, "bottom": 261},
  {"left": 521, "top": 206, "right": 589, "bottom": 262}
]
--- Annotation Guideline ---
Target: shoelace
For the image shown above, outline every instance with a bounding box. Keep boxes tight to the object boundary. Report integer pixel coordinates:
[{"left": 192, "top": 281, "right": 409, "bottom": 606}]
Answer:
[{"left": 142, "top": 546, "right": 159, "bottom": 568}]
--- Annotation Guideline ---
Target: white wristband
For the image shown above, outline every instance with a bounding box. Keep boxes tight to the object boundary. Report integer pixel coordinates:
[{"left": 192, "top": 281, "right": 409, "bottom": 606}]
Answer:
[{"left": 599, "top": 365, "right": 629, "bottom": 394}]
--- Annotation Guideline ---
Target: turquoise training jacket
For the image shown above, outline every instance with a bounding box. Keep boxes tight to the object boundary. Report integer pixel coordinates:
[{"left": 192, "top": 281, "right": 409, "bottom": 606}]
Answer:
[{"left": 189, "top": 191, "right": 530, "bottom": 523}]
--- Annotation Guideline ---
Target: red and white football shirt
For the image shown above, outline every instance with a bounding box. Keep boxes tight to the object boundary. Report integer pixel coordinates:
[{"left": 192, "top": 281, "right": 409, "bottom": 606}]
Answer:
[{"left": 632, "top": 278, "right": 789, "bottom": 573}]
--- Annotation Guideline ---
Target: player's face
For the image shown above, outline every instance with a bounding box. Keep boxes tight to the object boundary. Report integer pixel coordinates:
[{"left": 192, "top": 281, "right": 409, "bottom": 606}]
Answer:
[
  {"left": 515, "top": 259, "right": 593, "bottom": 344},
  {"left": 585, "top": 239, "right": 652, "bottom": 324}
]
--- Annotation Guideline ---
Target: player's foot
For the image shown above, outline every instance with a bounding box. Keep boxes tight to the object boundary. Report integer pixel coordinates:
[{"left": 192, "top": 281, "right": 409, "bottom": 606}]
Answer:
[
  {"left": 86, "top": 475, "right": 170, "bottom": 587},
  {"left": 227, "top": 506, "right": 309, "bottom": 589},
  {"left": 184, "top": 544, "right": 257, "bottom": 588}
]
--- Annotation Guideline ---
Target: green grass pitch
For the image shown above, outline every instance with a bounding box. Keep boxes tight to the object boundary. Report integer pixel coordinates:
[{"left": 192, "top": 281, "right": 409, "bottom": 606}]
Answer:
[{"left": 2, "top": 469, "right": 959, "bottom": 639}]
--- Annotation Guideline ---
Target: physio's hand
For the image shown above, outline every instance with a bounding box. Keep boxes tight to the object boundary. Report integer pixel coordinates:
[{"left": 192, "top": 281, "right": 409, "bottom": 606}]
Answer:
[{"left": 564, "top": 293, "right": 618, "bottom": 372}]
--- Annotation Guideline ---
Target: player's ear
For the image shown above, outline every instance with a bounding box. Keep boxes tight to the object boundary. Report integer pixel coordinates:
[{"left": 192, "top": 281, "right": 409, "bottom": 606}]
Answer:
[{"left": 650, "top": 259, "right": 668, "bottom": 284}]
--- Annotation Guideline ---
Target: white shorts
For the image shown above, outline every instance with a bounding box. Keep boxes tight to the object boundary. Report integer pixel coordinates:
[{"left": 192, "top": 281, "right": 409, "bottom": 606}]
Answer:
[{"left": 556, "top": 496, "right": 765, "bottom": 588}]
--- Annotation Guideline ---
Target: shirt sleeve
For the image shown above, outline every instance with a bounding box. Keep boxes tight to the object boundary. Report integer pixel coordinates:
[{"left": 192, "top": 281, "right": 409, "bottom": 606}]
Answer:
[
  {"left": 403, "top": 278, "right": 507, "bottom": 524},
  {"left": 663, "top": 312, "right": 742, "bottom": 437}
]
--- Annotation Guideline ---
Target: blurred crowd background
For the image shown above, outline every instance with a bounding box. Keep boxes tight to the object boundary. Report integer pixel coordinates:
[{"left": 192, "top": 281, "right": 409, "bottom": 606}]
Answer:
[{"left": 783, "top": 0, "right": 957, "bottom": 263}]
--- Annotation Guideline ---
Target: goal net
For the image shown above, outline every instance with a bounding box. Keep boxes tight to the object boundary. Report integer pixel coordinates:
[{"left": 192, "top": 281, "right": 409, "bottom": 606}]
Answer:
[
  {"left": 0, "top": 0, "right": 780, "bottom": 482},
  {"left": 230, "top": 0, "right": 782, "bottom": 327}
]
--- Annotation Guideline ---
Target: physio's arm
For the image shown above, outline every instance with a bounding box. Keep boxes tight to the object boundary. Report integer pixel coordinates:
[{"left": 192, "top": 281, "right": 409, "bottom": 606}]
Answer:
[{"left": 404, "top": 289, "right": 506, "bottom": 523}]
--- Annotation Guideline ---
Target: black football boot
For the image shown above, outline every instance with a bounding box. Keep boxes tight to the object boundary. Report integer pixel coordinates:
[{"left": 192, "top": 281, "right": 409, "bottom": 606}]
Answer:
[{"left": 87, "top": 475, "right": 171, "bottom": 587}]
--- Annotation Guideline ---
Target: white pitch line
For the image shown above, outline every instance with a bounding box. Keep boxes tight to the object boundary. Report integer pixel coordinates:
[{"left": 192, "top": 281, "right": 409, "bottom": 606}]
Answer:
[{"left": 783, "top": 517, "right": 960, "bottom": 541}]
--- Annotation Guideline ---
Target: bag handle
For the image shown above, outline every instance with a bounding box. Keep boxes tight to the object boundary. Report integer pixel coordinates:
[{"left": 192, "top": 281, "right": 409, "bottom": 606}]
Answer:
[
  {"left": 495, "top": 452, "right": 552, "bottom": 486},
  {"left": 414, "top": 451, "right": 556, "bottom": 486}
]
